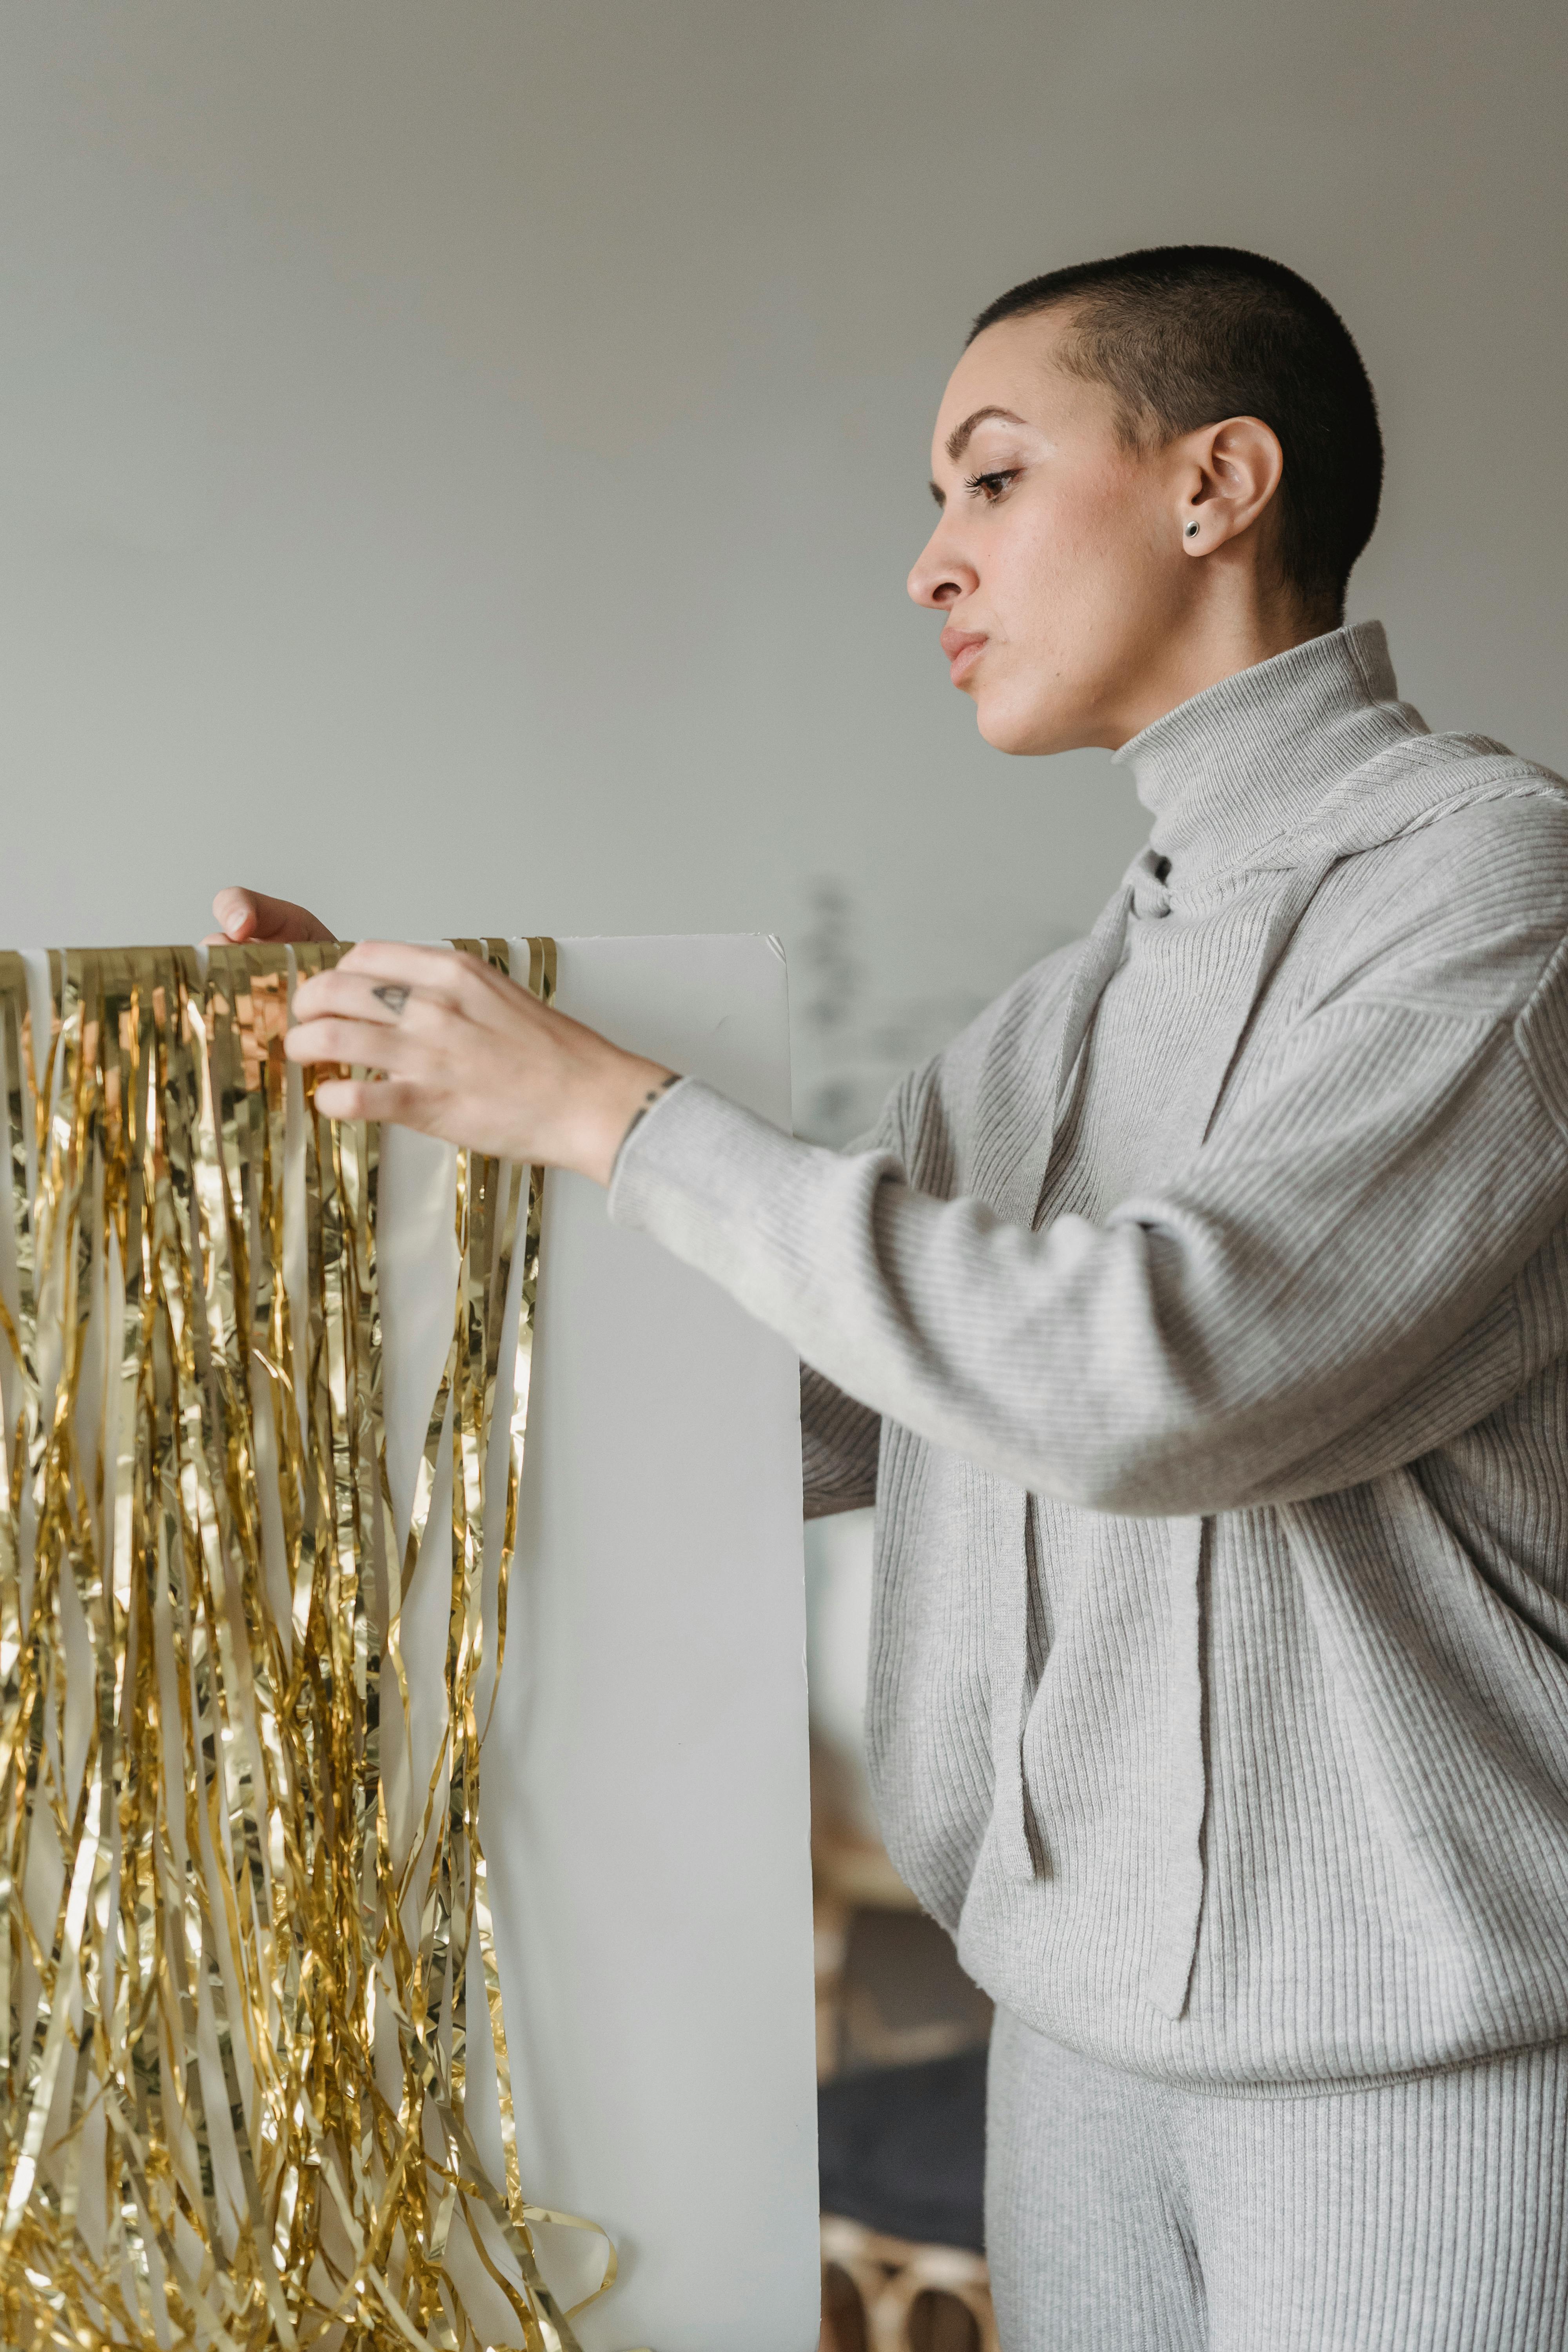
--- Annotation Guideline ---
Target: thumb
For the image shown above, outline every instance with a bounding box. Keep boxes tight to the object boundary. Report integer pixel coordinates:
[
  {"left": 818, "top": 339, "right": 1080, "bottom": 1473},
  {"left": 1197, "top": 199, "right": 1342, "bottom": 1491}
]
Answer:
[{"left": 209, "top": 887, "right": 338, "bottom": 945}]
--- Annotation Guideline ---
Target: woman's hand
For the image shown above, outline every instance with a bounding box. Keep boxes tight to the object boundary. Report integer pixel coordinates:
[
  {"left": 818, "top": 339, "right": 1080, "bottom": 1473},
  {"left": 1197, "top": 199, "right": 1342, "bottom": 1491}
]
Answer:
[
  {"left": 207, "top": 887, "right": 338, "bottom": 946},
  {"left": 286, "top": 941, "right": 676, "bottom": 1187}
]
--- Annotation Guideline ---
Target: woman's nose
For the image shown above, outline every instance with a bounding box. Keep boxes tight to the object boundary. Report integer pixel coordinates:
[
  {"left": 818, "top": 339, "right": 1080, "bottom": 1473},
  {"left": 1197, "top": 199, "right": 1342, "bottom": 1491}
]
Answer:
[{"left": 907, "top": 530, "right": 977, "bottom": 611}]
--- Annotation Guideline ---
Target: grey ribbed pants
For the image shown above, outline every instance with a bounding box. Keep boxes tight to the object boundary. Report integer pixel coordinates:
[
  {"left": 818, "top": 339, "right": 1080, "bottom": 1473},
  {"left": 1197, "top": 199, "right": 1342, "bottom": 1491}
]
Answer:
[{"left": 985, "top": 2008, "right": 1568, "bottom": 2350}]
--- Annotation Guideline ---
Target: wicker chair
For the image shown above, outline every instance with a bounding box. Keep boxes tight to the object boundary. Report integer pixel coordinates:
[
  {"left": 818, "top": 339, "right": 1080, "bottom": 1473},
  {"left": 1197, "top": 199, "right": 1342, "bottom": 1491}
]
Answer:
[
  {"left": 821, "top": 2212, "right": 1000, "bottom": 2350},
  {"left": 813, "top": 1775, "right": 997, "bottom": 2352}
]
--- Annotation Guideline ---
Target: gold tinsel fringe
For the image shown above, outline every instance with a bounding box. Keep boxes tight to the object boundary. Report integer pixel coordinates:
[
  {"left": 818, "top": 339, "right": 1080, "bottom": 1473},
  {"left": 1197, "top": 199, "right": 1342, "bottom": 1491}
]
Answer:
[{"left": 0, "top": 938, "right": 612, "bottom": 2350}]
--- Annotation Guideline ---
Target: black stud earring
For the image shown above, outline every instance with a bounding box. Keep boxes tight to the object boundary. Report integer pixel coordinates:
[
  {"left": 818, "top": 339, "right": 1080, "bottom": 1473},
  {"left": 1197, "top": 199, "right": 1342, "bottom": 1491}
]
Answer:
[{"left": 1184, "top": 522, "right": 1200, "bottom": 539}]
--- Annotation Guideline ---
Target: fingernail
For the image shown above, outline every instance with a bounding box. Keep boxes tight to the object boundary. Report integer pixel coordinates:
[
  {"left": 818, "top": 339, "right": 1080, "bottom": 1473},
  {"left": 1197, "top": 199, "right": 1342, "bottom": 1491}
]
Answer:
[{"left": 225, "top": 912, "right": 244, "bottom": 936}]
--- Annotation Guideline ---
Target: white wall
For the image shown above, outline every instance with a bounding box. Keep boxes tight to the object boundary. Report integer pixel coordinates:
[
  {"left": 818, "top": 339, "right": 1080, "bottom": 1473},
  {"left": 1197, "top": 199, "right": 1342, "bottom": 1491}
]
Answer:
[{"left": 1, "top": 2, "right": 1563, "bottom": 1136}]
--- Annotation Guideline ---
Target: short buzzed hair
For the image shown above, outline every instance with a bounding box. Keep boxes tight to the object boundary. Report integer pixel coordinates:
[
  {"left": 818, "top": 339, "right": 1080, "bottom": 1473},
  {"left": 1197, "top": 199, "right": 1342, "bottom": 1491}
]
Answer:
[{"left": 969, "top": 246, "right": 1382, "bottom": 621}]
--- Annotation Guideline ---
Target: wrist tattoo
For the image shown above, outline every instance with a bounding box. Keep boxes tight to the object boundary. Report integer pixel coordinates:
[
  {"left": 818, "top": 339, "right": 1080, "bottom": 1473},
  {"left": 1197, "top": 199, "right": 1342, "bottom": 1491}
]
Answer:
[{"left": 619, "top": 1070, "right": 683, "bottom": 1153}]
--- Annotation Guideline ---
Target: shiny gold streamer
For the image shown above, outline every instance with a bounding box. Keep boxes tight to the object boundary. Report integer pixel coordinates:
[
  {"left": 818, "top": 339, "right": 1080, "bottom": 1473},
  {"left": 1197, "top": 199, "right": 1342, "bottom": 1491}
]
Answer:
[{"left": 0, "top": 939, "right": 623, "bottom": 2350}]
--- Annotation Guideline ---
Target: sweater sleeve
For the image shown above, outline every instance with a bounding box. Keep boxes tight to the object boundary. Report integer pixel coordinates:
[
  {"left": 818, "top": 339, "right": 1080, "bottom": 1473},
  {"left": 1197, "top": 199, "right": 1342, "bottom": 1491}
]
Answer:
[
  {"left": 608, "top": 969, "right": 1568, "bottom": 1517},
  {"left": 789, "top": 1049, "right": 966, "bottom": 1519},
  {"left": 800, "top": 1364, "right": 881, "bottom": 1517}
]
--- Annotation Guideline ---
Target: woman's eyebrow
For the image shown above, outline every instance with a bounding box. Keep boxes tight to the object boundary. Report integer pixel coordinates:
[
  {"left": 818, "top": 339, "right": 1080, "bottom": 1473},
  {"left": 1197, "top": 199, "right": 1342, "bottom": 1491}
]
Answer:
[{"left": 944, "top": 405, "right": 1027, "bottom": 463}]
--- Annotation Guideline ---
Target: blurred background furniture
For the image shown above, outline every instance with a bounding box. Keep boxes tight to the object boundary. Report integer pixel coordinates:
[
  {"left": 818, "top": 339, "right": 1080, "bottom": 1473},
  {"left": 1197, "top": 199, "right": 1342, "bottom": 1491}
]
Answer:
[
  {"left": 808, "top": 1514, "right": 997, "bottom": 2352},
  {"left": 821, "top": 2215, "right": 998, "bottom": 2352}
]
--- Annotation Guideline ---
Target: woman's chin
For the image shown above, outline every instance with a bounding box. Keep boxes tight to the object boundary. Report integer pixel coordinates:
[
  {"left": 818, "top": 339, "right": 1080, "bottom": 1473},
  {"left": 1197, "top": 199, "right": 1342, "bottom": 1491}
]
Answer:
[
  {"left": 977, "top": 696, "right": 1050, "bottom": 757},
  {"left": 976, "top": 684, "right": 1092, "bottom": 758}
]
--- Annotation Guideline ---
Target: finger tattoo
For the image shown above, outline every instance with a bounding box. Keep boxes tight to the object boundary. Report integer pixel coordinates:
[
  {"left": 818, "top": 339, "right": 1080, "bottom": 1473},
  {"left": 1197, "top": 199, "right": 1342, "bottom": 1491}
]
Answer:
[{"left": 372, "top": 984, "right": 411, "bottom": 1016}]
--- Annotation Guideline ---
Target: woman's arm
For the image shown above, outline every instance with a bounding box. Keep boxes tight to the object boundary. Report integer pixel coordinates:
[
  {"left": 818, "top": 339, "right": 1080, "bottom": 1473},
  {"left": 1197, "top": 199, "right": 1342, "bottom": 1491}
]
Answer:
[{"left": 604, "top": 981, "right": 1568, "bottom": 1517}]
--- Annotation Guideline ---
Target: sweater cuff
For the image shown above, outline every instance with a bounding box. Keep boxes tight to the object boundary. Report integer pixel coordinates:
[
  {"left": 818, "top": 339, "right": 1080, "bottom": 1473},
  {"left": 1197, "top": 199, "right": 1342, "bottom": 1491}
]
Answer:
[
  {"left": 606, "top": 1076, "right": 797, "bottom": 1247},
  {"left": 604, "top": 1078, "right": 909, "bottom": 1395}
]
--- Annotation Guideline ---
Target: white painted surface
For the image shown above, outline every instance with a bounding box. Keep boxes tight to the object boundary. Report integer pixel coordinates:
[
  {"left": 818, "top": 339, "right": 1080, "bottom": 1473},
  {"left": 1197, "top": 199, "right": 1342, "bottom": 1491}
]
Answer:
[
  {"left": 4, "top": 5, "right": 1565, "bottom": 1146},
  {"left": 378, "top": 934, "right": 818, "bottom": 2352},
  {"left": 803, "top": 1510, "right": 878, "bottom": 1845}
]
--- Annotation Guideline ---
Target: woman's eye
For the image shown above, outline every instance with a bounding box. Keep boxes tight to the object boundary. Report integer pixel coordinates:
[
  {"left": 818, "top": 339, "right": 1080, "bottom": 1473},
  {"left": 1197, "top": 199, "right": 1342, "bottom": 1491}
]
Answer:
[{"left": 964, "top": 469, "right": 1017, "bottom": 504}]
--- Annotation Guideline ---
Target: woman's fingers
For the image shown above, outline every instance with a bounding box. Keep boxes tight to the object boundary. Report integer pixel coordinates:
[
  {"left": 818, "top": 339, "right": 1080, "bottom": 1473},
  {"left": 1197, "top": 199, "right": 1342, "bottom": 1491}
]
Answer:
[
  {"left": 294, "top": 941, "right": 481, "bottom": 1018},
  {"left": 281, "top": 933, "right": 666, "bottom": 1182},
  {"left": 310, "top": 1076, "right": 429, "bottom": 1126},
  {"left": 296, "top": 941, "right": 530, "bottom": 1028},
  {"left": 289, "top": 947, "right": 547, "bottom": 1103},
  {"left": 335, "top": 940, "right": 492, "bottom": 990},
  {"left": 211, "top": 887, "right": 338, "bottom": 945},
  {"left": 285, "top": 1014, "right": 421, "bottom": 1071},
  {"left": 287, "top": 965, "right": 433, "bottom": 1029}
]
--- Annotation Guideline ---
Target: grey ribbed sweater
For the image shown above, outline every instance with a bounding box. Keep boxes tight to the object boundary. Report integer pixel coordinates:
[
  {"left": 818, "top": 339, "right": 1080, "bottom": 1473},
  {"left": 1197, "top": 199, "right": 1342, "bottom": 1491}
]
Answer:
[{"left": 609, "top": 622, "right": 1568, "bottom": 2089}]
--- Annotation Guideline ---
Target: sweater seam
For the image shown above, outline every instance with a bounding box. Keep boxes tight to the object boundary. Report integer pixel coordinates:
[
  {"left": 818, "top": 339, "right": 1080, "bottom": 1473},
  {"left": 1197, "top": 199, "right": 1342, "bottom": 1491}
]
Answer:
[
  {"left": 1107, "top": 2029, "right": 1568, "bottom": 2106},
  {"left": 1162, "top": 754, "right": 1559, "bottom": 908},
  {"left": 1514, "top": 931, "right": 1568, "bottom": 1147},
  {"left": 1517, "top": 924, "right": 1568, "bottom": 1035},
  {"left": 1302, "top": 987, "right": 1510, "bottom": 1028}
]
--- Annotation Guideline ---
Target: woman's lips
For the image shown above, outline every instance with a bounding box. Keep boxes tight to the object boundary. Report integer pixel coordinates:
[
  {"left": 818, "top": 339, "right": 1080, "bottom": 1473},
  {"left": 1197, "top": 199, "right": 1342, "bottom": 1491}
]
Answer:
[{"left": 940, "top": 628, "right": 987, "bottom": 686}]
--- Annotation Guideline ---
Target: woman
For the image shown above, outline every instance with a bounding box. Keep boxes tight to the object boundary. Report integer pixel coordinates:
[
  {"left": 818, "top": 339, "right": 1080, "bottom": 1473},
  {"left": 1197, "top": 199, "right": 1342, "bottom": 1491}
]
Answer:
[{"left": 223, "top": 246, "right": 1568, "bottom": 2350}]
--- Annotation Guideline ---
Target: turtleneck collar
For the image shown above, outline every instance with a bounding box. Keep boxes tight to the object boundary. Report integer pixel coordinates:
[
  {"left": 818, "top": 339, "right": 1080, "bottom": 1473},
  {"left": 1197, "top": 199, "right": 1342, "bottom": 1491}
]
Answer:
[{"left": 1112, "top": 621, "right": 1426, "bottom": 888}]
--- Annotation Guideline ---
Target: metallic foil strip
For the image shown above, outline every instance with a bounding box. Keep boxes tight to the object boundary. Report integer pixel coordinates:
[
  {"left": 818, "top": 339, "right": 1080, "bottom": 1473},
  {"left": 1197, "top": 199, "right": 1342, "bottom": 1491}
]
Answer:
[{"left": 0, "top": 941, "right": 626, "bottom": 2351}]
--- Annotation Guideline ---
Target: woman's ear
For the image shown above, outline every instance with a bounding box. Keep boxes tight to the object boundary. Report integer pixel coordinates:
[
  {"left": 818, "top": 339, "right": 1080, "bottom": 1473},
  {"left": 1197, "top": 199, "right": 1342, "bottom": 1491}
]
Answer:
[{"left": 1176, "top": 415, "right": 1285, "bottom": 556}]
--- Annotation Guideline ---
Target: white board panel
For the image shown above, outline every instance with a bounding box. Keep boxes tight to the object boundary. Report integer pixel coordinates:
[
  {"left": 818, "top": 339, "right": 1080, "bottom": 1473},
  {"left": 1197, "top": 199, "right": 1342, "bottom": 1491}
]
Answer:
[{"left": 379, "top": 934, "right": 819, "bottom": 2352}]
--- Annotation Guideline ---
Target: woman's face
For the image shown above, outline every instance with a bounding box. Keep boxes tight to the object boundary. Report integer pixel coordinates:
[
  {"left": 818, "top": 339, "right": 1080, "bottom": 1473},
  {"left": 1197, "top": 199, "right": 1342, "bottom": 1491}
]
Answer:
[{"left": 908, "top": 310, "right": 1195, "bottom": 756}]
